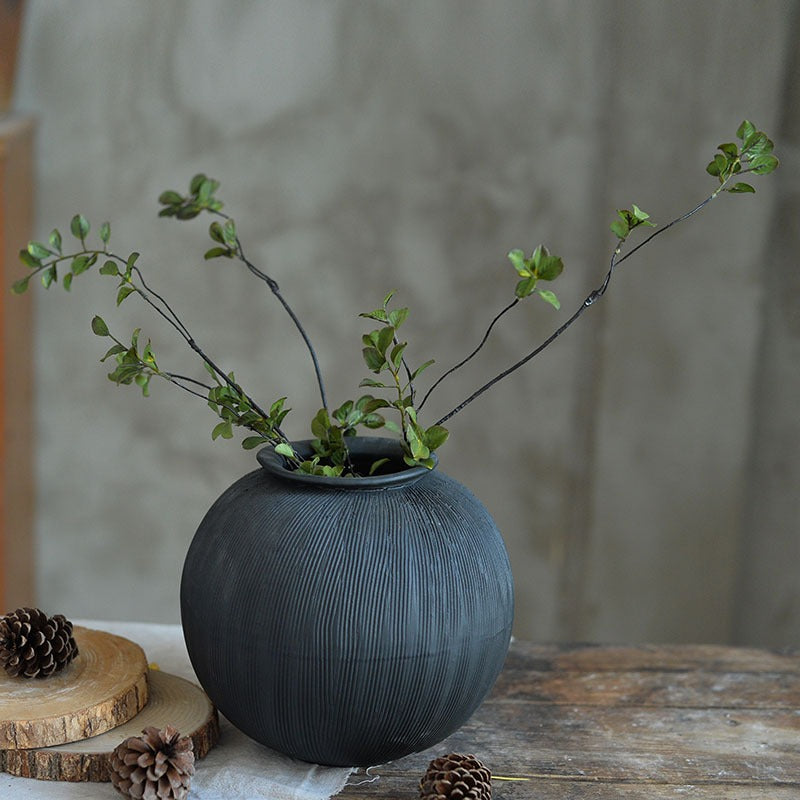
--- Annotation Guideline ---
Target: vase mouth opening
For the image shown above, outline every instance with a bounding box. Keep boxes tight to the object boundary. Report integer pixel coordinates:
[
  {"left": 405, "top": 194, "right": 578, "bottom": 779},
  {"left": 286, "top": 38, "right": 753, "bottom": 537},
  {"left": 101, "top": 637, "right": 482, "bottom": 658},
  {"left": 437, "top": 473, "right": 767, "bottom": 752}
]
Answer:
[{"left": 256, "top": 437, "right": 437, "bottom": 488}]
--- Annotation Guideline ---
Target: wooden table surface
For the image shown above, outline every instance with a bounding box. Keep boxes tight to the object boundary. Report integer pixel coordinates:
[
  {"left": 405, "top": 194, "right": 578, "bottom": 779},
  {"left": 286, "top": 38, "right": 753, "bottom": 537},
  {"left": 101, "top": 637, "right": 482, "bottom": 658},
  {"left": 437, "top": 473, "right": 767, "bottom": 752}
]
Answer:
[{"left": 336, "top": 641, "right": 800, "bottom": 798}]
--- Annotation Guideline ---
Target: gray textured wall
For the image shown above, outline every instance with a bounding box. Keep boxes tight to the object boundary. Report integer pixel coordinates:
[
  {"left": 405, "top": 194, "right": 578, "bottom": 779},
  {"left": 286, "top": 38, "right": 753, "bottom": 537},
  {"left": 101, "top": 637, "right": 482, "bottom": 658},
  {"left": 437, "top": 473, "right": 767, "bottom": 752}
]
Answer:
[{"left": 14, "top": 0, "right": 800, "bottom": 644}]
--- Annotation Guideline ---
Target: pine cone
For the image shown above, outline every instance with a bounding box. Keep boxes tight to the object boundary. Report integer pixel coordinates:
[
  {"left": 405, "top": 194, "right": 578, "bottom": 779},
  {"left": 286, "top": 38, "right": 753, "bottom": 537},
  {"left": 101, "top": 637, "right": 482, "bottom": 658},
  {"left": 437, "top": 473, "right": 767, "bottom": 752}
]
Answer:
[
  {"left": 419, "top": 753, "right": 492, "bottom": 799},
  {"left": 110, "top": 725, "right": 195, "bottom": 800},
  {"left": 0, "top": 607, "right": 79, "bottom": 678}
]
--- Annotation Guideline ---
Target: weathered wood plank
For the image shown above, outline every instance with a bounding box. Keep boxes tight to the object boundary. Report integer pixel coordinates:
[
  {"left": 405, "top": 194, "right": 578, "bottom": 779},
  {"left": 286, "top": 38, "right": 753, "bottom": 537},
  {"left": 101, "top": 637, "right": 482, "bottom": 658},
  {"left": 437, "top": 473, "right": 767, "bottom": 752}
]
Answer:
[
  {"left": 336, "top": 642, "right": 800, "bottom": 798},
  {"left": 340, "top": 775, "right": 800, "bottom": 799},
  {"left": 495, "top": 667, "right": 800, "bottom": 708},
  {"left": 501, "top": 642, "right": 800, "bottom": 674}
]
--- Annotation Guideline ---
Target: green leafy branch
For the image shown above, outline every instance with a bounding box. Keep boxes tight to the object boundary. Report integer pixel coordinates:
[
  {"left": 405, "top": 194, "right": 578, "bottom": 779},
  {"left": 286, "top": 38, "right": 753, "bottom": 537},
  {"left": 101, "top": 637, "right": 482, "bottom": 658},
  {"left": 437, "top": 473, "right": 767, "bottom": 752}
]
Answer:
[
  {"left": 357, "top": 291, "right": 446, "bottom": 468},
  {"left": 14, "top": 210, "right": 302, "bottom": 465},
  {"left": 13, "top": 121, "right": 778, "bottom": 476},
  {"left": 433, "top": 120, "right": 778, "bottom": 426},
  {"left": 157, "top": 175, "right": 330, "bottom": 413}
]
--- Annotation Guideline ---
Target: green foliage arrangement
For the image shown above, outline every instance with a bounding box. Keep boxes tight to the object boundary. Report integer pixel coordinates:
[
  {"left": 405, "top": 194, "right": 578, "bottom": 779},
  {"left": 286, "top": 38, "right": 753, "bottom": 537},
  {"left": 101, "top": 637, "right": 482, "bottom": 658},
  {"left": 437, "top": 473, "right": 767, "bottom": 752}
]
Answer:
[{"left": 14, "top": 121, "right": 778, "bottom": 477}]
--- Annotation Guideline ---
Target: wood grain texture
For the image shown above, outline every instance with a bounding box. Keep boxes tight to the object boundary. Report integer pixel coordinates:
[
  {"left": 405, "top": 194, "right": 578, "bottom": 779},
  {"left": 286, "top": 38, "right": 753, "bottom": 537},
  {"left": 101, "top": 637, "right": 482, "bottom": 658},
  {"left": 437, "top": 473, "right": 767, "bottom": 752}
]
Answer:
[
  {"left": 0, "top": 626, "right": 148, "bottom": 749},
  {"left": 0, "top": 668, "right": 219, "bottom": 781},
  {"left": 336, "top": 641, "right": 800, "bottom": 798}
]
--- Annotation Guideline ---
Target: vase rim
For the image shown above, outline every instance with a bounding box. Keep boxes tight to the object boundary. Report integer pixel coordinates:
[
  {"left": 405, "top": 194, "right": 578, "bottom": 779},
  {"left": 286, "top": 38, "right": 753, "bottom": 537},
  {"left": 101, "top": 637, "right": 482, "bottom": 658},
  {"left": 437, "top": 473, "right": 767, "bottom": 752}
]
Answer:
[{"left": 256, "top": 437, "right": 438, "bottom": 489}]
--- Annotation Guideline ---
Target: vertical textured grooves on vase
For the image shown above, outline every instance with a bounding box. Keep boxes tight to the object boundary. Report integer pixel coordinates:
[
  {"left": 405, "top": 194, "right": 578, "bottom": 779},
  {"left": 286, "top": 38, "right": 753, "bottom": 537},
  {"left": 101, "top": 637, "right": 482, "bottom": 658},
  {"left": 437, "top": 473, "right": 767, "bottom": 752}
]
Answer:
[{"left": 181, "top": 447, "right": 514, "bottom": 766}]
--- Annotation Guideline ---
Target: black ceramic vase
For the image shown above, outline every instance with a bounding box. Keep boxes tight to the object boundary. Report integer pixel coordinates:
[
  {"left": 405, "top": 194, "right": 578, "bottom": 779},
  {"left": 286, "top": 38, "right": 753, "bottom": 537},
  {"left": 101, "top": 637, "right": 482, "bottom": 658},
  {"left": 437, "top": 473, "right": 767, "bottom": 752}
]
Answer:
[{"left": 180, "top": 437, "right": 514, "bottom": 767}]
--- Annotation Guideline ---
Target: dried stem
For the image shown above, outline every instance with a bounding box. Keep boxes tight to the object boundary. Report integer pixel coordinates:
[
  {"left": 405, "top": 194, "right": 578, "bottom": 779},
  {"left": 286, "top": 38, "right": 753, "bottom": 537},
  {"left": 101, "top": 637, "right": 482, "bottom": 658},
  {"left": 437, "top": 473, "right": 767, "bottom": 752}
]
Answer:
[
  {"left": 418, "top": 298, "right": 519, "bottom": 411},
  {"left": 214, "top": 211, "right": 329, "bottom": 412}
]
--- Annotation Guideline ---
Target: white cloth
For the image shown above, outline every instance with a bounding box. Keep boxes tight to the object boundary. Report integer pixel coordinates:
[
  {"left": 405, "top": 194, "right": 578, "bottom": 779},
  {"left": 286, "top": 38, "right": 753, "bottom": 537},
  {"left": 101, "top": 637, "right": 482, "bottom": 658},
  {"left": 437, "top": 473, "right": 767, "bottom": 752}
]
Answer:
[{"left": 1, "top": 620, "right": 353, "bottom": 800}]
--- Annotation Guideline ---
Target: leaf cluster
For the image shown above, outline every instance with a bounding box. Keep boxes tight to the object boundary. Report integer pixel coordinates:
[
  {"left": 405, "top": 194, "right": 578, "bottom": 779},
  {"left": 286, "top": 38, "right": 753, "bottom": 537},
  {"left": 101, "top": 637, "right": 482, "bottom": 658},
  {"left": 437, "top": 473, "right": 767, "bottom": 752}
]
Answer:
[
  {"left": 158, "top": 174, "right": 224, "bottom": 220},
  {"left": 205, "top": 365, "right": 290, "bottom": 448},
  {"left": 94, "top": 320, "right": 158, "bottom": 397},
  {"left": 507, "top": 246, "right": 563, "bottom": 309},
  {"left": 357, "top": 291, "right": 446, "bottom": 469},
  {"left": 610, "top": 204, "right": 655, "bottom": 242},
  {"left": 12, "top": 214, "right": 109, "bottom": 295},
  {"left": 706, "top": 120, "right": 779, "bottom": 193}
]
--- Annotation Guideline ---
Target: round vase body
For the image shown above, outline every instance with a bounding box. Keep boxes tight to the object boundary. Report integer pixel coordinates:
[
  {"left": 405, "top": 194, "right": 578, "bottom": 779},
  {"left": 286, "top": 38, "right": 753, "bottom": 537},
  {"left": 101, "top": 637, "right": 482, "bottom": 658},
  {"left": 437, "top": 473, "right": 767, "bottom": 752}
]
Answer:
[{"left": 180, "top": 438, "right": 513, "bottom": 766}]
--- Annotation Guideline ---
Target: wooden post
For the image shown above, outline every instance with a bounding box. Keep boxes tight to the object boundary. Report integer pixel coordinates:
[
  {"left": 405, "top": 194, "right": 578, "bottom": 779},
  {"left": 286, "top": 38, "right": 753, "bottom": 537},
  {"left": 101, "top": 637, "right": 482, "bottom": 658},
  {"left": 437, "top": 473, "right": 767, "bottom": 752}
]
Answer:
[{"left": 0, "top": 113, "right": 36, "bottom": 610}]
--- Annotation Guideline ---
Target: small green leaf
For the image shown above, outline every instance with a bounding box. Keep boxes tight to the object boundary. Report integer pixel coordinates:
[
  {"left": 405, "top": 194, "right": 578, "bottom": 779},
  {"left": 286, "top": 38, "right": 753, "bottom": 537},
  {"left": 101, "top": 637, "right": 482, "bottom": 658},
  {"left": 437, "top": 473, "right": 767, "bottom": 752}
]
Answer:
[
  {"left": 135, "top": 373, "right": 151, "bottom": 397},
  {"left": 742, "top": 131, "right": 773, "bottom": 158},
  {"left": 190, "top": 173, "right": 207, "bottom": 194},
  {"left": 515, "top": 276, "right": 537, "bottom": 298},
  {"left": 70, "top": 214, "right": 90, "bottom": 240},
  {"left": 19, "top": 249, "right": 41, "bottom": 269},
  {"left": 382, "top": 289, "right": 396, "bottom": 307},
  {"left": 383, "top": 419, "right": 402, "bottom": 435},
  {"left": 100, "top": 260, "right": 120, "bottom": 276},
  {"left": 209, "top": 221, "right": 225, "bottom": 244},
  {"left": 212, "top": 421, "right": 233, "bottom": 440},
  {"left": 126, "top": 252, "right": 140, "bottom": 271},
  {"left": 358, "top": 377, "right": 388, "bottom": 389},
  {"left": 368, "top": 458, "right": 390, "bottom": 475},
  {"left": 359, "top": 309, "right": 388, "bottom": 323},
  {"left": 158, "top": 190, "right": 183, "bottom": 205},
  {"left": 40, "top": 266, "right": 56, "bottom": 288},
  {"left": 728, "top": 182, "right": 756, "bottom": 194},
  {"left": 376, "top": 326, "right": 395, "bottom": 356},
  {"left": 537, "top": 289, "right": 561, "bottom": 310},
  {"left": 737, "top": 120, "right": 756, "bottom": 141},
  {"left": 410, "top": 359, "right": 435, "bottom": 380},
  {"left": 62, "top": 272, "right": 73, "bottom": 291},
  {"left": 749, "top": 154, "right": 779, "bottom": 175},
  {"left": 423, "top": 424, "right": 449, "bottom": 450},
  {"left": 11, "top": 275, "right": 31, "bottom": 294},
  {"left": 27, "top": 241, "right": 51, "bottom": 260},
  {"left": 91, "top": 316, "right": 110, "bottom": 336},
  {"left": 222, "top": 219, "right": 237, "bottom": 247},
  {"left": 49, "top": 229, "right": 62, "bottom": 253},
  {"left": 507, "top": 249, "right": 527, "bottom": 273},
  {"left": 390, "top": 342, "right": 407, "bottom": 369},
  {"left": 718, "top": 142, "right": 739, "bottom": 159},
  {"left": 117, "top": 284, "right": 136, "bottom": 306},
  {"left": 242, "top": 436, "right": 268, "bottom": 450},
  {"left": 363, "top": 346, "right": 386, "bottom": 373},
  {"left": 99, "top": 221, "right": 111, "bottom": 244},
  {"left": 388, "top": 307, "right": 409, "bottom": 328},
  {"left": 274, "top": 442, "right": 296, "bottom": 458},
  {"left": 100, "top": 343, "right": 126, "bottom": 362},
  {"left": 71, "top": 255, "right": 91, "bottom": 275},
  {"left": 204, "top": 247, "right": 231, "bottom": 260},
  {"left": 536, "top": 253, "right": 564, "bottom": 281},
  {"left": 610, "top": 218, "right": 629, "bottom": 240}
]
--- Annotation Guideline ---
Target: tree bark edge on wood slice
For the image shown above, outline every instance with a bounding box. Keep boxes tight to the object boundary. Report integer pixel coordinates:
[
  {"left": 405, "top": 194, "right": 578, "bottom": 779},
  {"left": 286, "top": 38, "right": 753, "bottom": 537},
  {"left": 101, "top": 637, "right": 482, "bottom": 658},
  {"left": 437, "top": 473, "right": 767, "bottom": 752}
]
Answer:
[
  {"left": 0, "top": 626, "right": 149, "bottom": 749},
  {"left": 0, "top": 669, "right": 219, "bottom": 781}
]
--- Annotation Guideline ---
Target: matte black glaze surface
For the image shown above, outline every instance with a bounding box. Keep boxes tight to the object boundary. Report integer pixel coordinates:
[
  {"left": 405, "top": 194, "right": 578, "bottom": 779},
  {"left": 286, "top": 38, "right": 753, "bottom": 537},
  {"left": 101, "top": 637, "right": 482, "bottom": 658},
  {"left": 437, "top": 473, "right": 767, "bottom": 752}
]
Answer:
[{"left": 180, "top": 439, "right": 514, "bottom": 766}]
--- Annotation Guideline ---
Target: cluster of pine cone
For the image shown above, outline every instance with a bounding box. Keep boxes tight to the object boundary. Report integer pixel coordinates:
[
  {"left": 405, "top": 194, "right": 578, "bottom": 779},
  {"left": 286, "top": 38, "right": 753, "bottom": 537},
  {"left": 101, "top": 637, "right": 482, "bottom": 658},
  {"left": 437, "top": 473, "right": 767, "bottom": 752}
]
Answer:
[
  {"left": 419, "top": 753, "right": 492, "bottom": 799},
  {"left": 0, "top": 607, "right": 78, "bottom": 678}
]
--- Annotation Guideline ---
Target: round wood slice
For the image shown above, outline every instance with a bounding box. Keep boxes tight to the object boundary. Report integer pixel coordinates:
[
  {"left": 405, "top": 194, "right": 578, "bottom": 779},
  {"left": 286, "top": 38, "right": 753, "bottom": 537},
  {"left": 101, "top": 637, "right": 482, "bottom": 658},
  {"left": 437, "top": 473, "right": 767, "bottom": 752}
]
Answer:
[
  {"left": 0, "top": 626, "right": 148, "bottom": 749},
  {"left": 0, "top": 669, "right": 219, "bottom": 781}
]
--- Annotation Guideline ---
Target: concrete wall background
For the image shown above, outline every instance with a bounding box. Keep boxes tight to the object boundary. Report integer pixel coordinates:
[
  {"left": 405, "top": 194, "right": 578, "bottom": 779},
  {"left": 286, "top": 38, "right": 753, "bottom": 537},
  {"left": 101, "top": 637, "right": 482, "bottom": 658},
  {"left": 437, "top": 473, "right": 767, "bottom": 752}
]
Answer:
[{"left": 12, "top": 0, "right": 800, "bottom": 644}]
